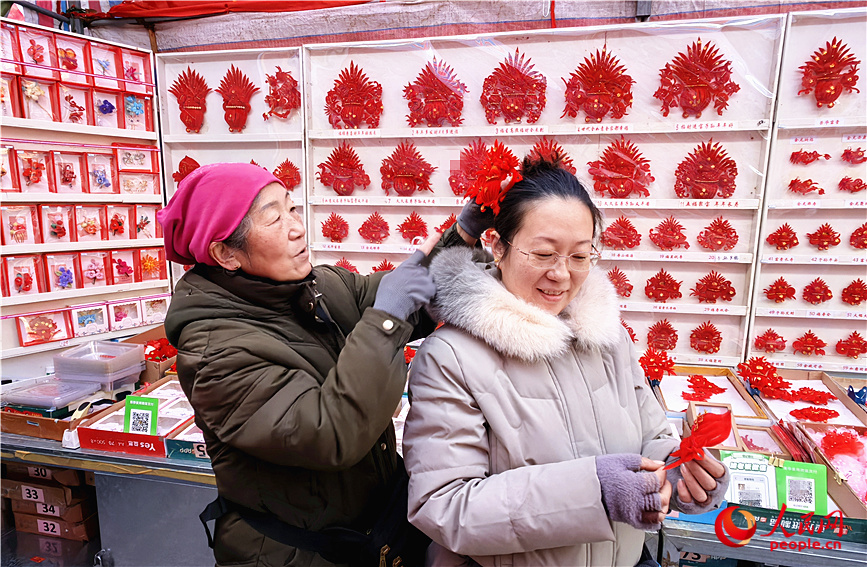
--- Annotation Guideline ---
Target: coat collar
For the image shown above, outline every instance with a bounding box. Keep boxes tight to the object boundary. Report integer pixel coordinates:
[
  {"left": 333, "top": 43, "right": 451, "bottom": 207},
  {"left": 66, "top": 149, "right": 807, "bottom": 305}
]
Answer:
[{"left": 429, "top": 248, "right": 622, "bottom": 362}]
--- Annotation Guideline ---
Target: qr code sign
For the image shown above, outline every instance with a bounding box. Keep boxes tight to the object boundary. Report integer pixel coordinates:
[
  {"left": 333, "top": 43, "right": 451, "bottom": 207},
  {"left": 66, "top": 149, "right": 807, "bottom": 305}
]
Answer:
[
  {"left": 130, "top": 409, "right": 152, "bottom": 434},
  {"left": 787, "top": 477, "right": 815, "bottom": 511}
]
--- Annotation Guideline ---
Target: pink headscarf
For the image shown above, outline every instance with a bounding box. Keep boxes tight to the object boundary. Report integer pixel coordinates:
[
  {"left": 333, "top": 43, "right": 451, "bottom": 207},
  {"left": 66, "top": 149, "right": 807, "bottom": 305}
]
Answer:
[{"left": 157, "top": 163, "right": 284, "bottom": 265}]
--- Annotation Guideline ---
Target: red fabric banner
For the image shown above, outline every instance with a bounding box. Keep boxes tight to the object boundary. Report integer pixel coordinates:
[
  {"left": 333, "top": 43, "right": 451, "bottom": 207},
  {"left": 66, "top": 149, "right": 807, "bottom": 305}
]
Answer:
[{"left": 107, "top": 0, "right": 368, "bottom": 19}]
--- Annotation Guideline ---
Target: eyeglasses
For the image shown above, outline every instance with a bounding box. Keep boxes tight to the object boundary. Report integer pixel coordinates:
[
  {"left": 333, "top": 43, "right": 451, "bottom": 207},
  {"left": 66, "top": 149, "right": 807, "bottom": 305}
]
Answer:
[{"left": 505, "top": 241, "right": 600, "bottom": 272}]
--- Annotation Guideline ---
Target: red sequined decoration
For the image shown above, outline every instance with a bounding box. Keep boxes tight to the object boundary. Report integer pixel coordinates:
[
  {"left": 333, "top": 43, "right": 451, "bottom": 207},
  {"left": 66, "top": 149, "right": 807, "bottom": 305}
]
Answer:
[
  {"left": 463, "top": 140, "right": 522, "bottom": 215},
  {"left": 821, "top": 430, "right": 862, "bottom": 458},
  {"left": 754, "top": 329, "right": 787, "bottom": 353},
  {"left": 797, "top": 387, "right": 835, "bottom": 405},
  {"left": 562, "top": 48, "right": 634, "bottom": 123},
  {"left": 649, "top": 216, "right": 690, "bottom": 251},
  {"left": 215, "top": 65, "right": 259, "bottom": 133},
  {"left": 397, "top": 212, "right": 428, "bottom": 242},
  {"left": 262, "top": 66, "right": 301, "bottom": 121},
  {"left": 437, "top": 214, "right": 457, "bottom": 233},
  {"left": 404, "top": 58, "right": 467, "bottom": 127},
  {"left": 798, "top": 38, "right": 861, "bottom": 108},
  {"left": 806, "top": 223, "right": 841, "bottom": 250},
  {"left": 690, "top": 321, "right": 723, "bottom": 354},
  {"left": 691, "top": 271, "right": 736, "bottom": 303},
  {"left": 320, "top": 212, "right": 349, "bottom": 243},
  {"left": 836, "top": 331, "right": 867, "bottom": 359},
  {"left": 674, "top": 140, "right": 737, "bottom": 199},
  {"left": 839, "top": 177, "right": 866, "bottom": 193},
  {"left": 654, "top": 39, "right": 740, "bottom": 118},
  {"left": 607, "top": 266, "right": 633, "bottom": 298},
  {"left": 172, "top": 156, "right": 201, "bottom": 183},
  {"left": 602, "top": 216, "right": 642, "bottom": 249},
  {"left": 273, "top": 160, "right": 301, "bottom": 191},
  {"left": 790, "top": 407, "right": 839, "bottom": 423},
  {"left": 696, "top": 217, "right": 739, "bottom": 251},
  {"left": 622, "top": 319, "right": 637, "bottom": 343},
  {"left": 645, "top": 269, "right": 682, "bottom": 303},
  {"left": 664, "top": 410, "right": 733, "bottom": 469},
  {"left": 587, "top": 137, "right": 654, "bottom": 198},
  {"left": 802, "top": 278, "right": 833, "bottom": 305},
  {"left": 334, "top": 257, "right": 359, "bottom": 273},
  {"left": 682, "top": 374, "right": 726, "bottom": 402},
  {"left": 790, "top": 150, "right": 831, "bottom": 165},
  {"left": 358, "top": 212, "right": 390, "bottom": 243},
  {"left": 766, "top": 224, "right": 799, "bottom": 250},
  {"left": 317, "top": 141, "right": 371, "bottom": 196},
  {"left": 372, "top": 259, "right": 396, "bottom": 273},
  {"left": 325, "top": 62, "right": 383, "bottom": 129},
  {"left": 528, "top": 138, "right": 576, "bottom": 174},
  {"left": 639, "top": 348, "right": 676, "bottom": 383},
  {"left": 850, "top": 222, "right": 867, "bottom": 249},
  {"left": 449, "top": 139, "right": 488, "bottom": 197},
  {"left": 842, "top": 147, "right": 866, "bottom": 164},
  {"left": 480, "top": 49, "right": 547, "bottom": 125},
  {"left": 792, "top": 331, "right": 827, "bottom": 356},
  {"left": 380, "top": 141, "right": 436, "bottom": 197},
  {"left": 647, "top": 319, "right": 678, "bottom": 351},
  {"left": 842, "top": 279, "right": 867, "bottom": 306},
  {"left": 109, "top": 213, "right": 125, "bottom": 236},
  {"left": 788, "top": 178, "right": 825, "bottom": 196}
]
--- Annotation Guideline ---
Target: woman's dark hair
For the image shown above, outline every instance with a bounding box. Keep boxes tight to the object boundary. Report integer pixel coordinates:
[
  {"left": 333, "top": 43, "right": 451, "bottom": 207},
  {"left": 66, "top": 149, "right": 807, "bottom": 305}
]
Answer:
[{"left": 494, "top": 154, "right": 603, "bottom": 252}]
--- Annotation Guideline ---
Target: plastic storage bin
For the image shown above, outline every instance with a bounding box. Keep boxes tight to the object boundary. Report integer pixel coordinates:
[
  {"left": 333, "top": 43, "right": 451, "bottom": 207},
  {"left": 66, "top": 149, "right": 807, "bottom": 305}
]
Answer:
[
  {"left": 56, "top": 360, "right": 145, "bottom": 390},
  {"left": 53, "top": 340, "right": 144, "bottom": 375},
  {"left": 2, "top": 377, "right": 101, "bottom": 410}
]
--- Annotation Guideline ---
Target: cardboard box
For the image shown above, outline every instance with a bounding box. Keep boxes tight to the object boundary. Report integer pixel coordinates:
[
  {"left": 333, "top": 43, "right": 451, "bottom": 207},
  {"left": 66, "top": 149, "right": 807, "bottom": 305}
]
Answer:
[
  {"left": 164, "top": 416, "right": 209, "bottom": 462},
  {"left": 10, "top": 496, "right": 94, "bottom": 523},
  {"left": 0, "top": 478, "right": 84, "bottom": 506},
  {"left": 14, "top": 531, "right": 95, "bottom": 567},
  {"left": 756, "top": 370, "right": 866, "bottom": 427},
  {"left": 13, "top": 511, "right": 98, "bottom": 541},
  {"left": 4, "top": 462, "right": 82, "bottom": 486},
  {"left": 121, "top": 324, "right": 176, "bottom": 385}
]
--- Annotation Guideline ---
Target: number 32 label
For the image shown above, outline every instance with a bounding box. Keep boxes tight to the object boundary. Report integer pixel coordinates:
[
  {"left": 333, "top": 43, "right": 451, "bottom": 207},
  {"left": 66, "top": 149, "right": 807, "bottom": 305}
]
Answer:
[{"left": 38, "top": 520, "right": 60, "bottom": 535}]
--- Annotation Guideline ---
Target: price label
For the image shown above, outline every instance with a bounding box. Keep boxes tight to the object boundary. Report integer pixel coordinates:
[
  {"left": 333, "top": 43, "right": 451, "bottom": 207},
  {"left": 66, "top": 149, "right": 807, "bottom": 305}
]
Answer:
[
  {"left": 791, "top": 136, "right": 816, "bottom": 144},
  {"left": 27, "top": 466, "right": 52, "bottom": 480},
  {"left": 38, "top": 503, "right": 60, "bottom": 517},
  {"left": 21, "top": 485, "right": 44, "bottom": 502},
  {"left": 576, "top": 123, "right": 632, "bottom": 134},
  {"left": 37, "top": 519, "right": 60, "bottom": 535}
]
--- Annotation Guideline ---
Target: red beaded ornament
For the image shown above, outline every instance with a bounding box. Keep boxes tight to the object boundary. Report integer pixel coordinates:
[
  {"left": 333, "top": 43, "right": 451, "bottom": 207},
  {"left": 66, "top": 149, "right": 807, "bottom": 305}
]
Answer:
[
  {"left": 674, "top": 140, "right": 738, "bottom": 199},
  {"left": 754, "top": 329, "right": 787, "bottom": 353},
  {"left": 273, "top": 159, "right": 301, "bottom": 191},
  {"left": 788, "top": 178, "right": 825, "bottom": 196},
  {"left": 334, "top": 257, "right": 359, "bottom": 273},
  {"left": 838, "top": 177, "right": 866, "bottom": 193},
  {"left": 649, "top": 217, "right": 690, "bottom": 251},
  {"left": 320, "top": 212, "right": 349, "bottom": 243},
  {"left": 358, "top": 212, "right": 390, "bottom": 244},
  {"left": 528, "top": 138, "right": 576, "bottom": 174},
  {"left": 480, "top": 49, "right": 547, "bottom": 125},
  {"left": 645, "top": 269, "right": 682, "bottom": 302},
  {"left": 842, "top": 279, "right": 867, "bottom": 306},
  {"left": 371, "top": 259, "right": 396, "bottom": 273},
  {"left": 404, "top": 58, "right": 467, "bottom": 128},
  {"left": 842, "top": 147, "right": 866, "bottom": 164},
  {"left": 790, "top": 150, "right": 831, "bottom": 165},
  {"left": 587, "top": 137, "right": 654, "bottom": 198},
  {"left": 764, "top": 277, "right": 797, "bottom": 303},
  {"left": 691, "top": 271, "right": 736, "bottom": 303},
  {"left": 436, "top": 214, "right": 457, "bottom": 233},
  {"left": 325, "top": 62, "right": 383, "bottom": 129},
  {"left": 792, "top": 330, "right": 827, "bottom": 356},
  {"left": 790, "top": 407, "right": 839, "bottom": 423},
  {"left": 766, "top": 223, "right": 799, "bottom": 250},
  {"left": 647, "top": 319, "right": 678, "bottom": 351},
  {"left": 562, "top": 48, "right": 634, "bottom": 123},
  {"left": 654, "top": 38, "right": 740, "bottom": 118},
  {"left": 836, "top": 331, "right": 867, "bottom": 359},
  {"left": 639, "top": 348, "right": 676, "bottom": 383},
  {"left": 602, "top": 216, "right": 642, "bottom": 249},
  {"left": 697, "top": 217, "right": 739, "bottom": 251},
  {"left": 622, "top": 319, "right": 637, "bottom": 343},
  {"left": 690, "top": 321, "right": 723, "bottom": 354},
  {"left": 397, "top": 212, "right": 428, "bottom": 243},
  {"left": 168, "top": 67, "right": 211, "bottom": 134},
  {"left": 172, "top": 156, "right": 200, "bottom": 183},
  {"left": 798, "top": 38, "right": 861, "bottom": 108},
  {"left": 317, "top": 141, "right": 371, "bottom": 196},
  {"left": 607, "top": 266, "right": 633, "bottom": 298},
  {"left": 380, "top": 141, "right": 436, "bottom": 197},
  {"left": 850, "top": 222, "right": 867, "bottom": 249},
  {"left": 215, "top": 65, "right": 260, "bottom": 133},
  {"left": 802, "top": 278, "right": 833, "bottom": 305},
  {"left": 262, "top": 66, "right": 301, "bottom": 121},
  {"left": 449, "top": 139, "right": 488, "bottom": 197},
  {"left": 806, "top": 223, "right": 841, "bottom": 250}
]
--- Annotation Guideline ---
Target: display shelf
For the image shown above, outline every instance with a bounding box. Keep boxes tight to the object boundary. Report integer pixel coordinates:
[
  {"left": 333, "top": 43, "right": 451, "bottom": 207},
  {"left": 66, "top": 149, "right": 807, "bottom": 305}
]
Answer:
[
  {"left": 603, "top": 250, "right": 754, "bottom": 264},
  {"left": 760, "top": 355, "right": 867, "bottom": 374},
  {"left": 761, "top": 253, "right": 867, "bottom": 266},
  {"left": 0, "top": 322, "right": 161, "bottom": 359},
  {"left": 620, "top": 301, "right": 749, "bottom": 316},
  {"left": 0, "top": 116, "right": 158, "bottom": 140},
  {"left": 755, "top": 306, "right": 867, "bottom": 321},
  {"left": 308, "top": 195, "right": 466, "bottom": 207},
  {"left": 1, "top": 280, "right": 168, "bottom": 307},
  {"left": 1, "top": 238, "right": 163, "bottom": 255},
  {"left": 668, "top": 353, "right": 743, "bottom": 367},
  {"left": 161, "top": 132, "right": 304, "bottom": 144},
  {"left": 0, "top": 192, "right": 162, "bottom": 204}
]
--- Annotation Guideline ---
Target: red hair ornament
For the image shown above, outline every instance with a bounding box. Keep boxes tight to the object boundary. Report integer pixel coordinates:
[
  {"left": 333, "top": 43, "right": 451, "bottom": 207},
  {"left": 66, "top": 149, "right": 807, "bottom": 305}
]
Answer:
[
  {"left": 607, "top": 266, "right": 633, "bottom": 298},
  {"left": 842, "top": 147, "right": 866, "bottom": 165},
  {"left": 790, "top": 150, "right": 831, "bottom": 165},
  {"left": 797, "top": 387, "right": 836, "bottom": 406},
  {"left": 842, "top": 279, "right": 867, "bottom": 306},
  {"left": 654, "top": 39, "right": 740, "bottom": 119},
  {"left": 334, "top": 257, "right": 359, "bottom": 273},
  {"left": 317, "top": 142, "right": 371, "bottom": 196},
  {"left": 273, "top": 160, "right": 301, "bottom": 191},
  {"left": 372, "top": 259, "right": 396, "bottom": 273},
  {"left": 562, "top": 48, "right": 634, "bottom": 123},
  {"left": 27, "top": 316, "right": 60, "bottom": 343},
  {"left": 649, "top": 217, "right": 690, "bottom": 251},
  {"left": 790, "top": 407, "right": 839, "bottom": 423},
  {"left": 850, "top": 223, "right": 867, "bottom": 249},
  {"left": 463, "top": 140, "right": 522, "bottom": 215},
  {"left": 697, "top": 217, "right": 738, "bottom": 251},
  {"left": 622, "top": 319, "right": 638, "bottom": 343},
  {"left": 397, "top": 212, "right": 428, "bottom": 243},
  {"left": 646, "top": 269, "right": 682, "bottom": 302},
  {"left": 737, "top": 357, "right": 786, "bottom": 393},
  {"left": 690, "top": 321, "right": 723, "bottom": 354},
  {"left": 647, "top": 319, "right": 678, "bottom": 351},
  {"left": 754, "top": 329, "right": 787, "bottom": 353},
  {"left": 798, "top": 38, "right": 861, "bottom": 108},
  {"left": 215, "top": 65, "right": 259, "bottom": 133},
  {"left": 836, "top": 331, "right": 867, "bottom": 359},
  {"left": 528, "top": 139, "right": 576, "bottom": 174},
  {"left": 639, "top": 348, "right": 676, "bottom": 385},
  {"left": 480, "top": 49, "right": 547, "bottom": 125},
  {"left": 168, "top": 67, "right": 211, "bottom": 133},
  {"left": 766, "top": 224, "right": 799, "bottom": 251},
  {"left": 821, "top": 429, "right": 863, "bottom": 458},
  {"left": 358, "top": 212, "right": 389, "bottom": 244},
  {"left": 806, "top": 223, "right": 841, "bottom": 251},
  {"left": 380, "top": 141, "right": 436, "bottom": 197},
  {"left": 325, "top": 62, "right": 383, "bottom": 129},
  {"left": 587, "top": 137, "right": 654, "bottom": 199},
  {"left": 789, "top": 178, "right": 825, "bottom": 196},
  {"left": 839, "top": 177, "right": 866, "bottom": 194},
  {"left": 262, "top": 67, "right": 301, "bottom": 121},
  {"left": 436, "top": 214, "right": 457, "bottom": 233},
  {"left": 674, "top": 140, "right": 737, "bottom": 199},
  {"left": 404, "top": 58, "right": 467, "bottom": 128},
  {"left": 691, "top": 271, "right": 736, "bottom": 303},
  {"left": 802, "top": 278, "right": 833, "bottom": 305},
  {"left": 663, "top": 410, "right": 733, "bottom": 470},
  {"left": 449, "top": 140, "right": 488, "bottom": 197},
  {"left": 682, "top": 375, "right": 726, "bottom": 402},
  {"left": 793, "top": 331, "right": 827, "bottom": 356},
  {"left": 602, "top": 216, "right": 642, "bottom": 250},
  {"left": 321, "top": 212, "right": 349, "bottom": 243}
]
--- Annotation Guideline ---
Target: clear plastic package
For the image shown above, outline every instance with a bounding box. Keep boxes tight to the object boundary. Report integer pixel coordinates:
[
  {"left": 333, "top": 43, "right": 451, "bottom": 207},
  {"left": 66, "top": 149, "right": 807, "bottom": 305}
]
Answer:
[
  {"left": 54, "top": 340, "right": 144, "bottom": 375},
  {"left": 55, "top": 360, "right": 144, "bottom": 390},
  {"left": 2, "top": 377, "right": 100, "bottom": 410}
]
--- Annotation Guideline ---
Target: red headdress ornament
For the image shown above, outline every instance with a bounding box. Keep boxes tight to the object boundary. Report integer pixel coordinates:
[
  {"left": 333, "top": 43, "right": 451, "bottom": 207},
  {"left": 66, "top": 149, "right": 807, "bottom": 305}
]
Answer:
[
  {"left": 317, "top": 141, "right": 370, "bottom": 196},
  {"left": 464, "top": 140, "right": 522, "bottom": 215},
  {"left": 325, "top": 62, "right": 383, "bottom": 129},
  {"left": 263, "top": 66, "right": 301, "bottom": 121},
  {"left": 273, "top": 159, "right": 301, "bottom": 191},
  {"left": 168, "top": 67, "right": 211, "bottom": 133},
  {"left": 480, "top": 49, "right": 547, "bottom": 125},
  {"left": 404, "top": 58, "right": 467, "bottom": 128},
  {"left": 587, "top": 137, "right": 654, "bottom": 199},
  {"left": 798, "top": 37, "right": 861, "bottom": 108},
  {"left": 674, "top": 140, "right": 737, "bottom": 199},
  {"left": 216, "top": 65, "right": 260, "bottom": 133},
  {"left": 562, "top": 48, "right": 634, "bottom": 123},
  {"left": 380, "top": 141, "right": 436, "bottom": 197}
]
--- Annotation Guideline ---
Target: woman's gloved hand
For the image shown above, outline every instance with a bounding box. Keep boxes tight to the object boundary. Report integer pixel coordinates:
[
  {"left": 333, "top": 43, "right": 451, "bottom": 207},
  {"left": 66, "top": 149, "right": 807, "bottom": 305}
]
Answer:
[
  {"left": 666, "top": 453, "right": 730, "bottom": 514},
  {"left": 456, "top": 173, "right": 514, "bottom": 239},
  {"left": 596, "top": 454, "right": 672, "bottom": 531},
  {"left": 373, "top": 249, "right": 436, "bottom": 321}
]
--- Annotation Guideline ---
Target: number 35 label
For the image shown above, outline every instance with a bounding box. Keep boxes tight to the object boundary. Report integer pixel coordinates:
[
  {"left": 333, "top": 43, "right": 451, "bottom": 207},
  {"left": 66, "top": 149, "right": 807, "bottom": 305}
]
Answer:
[
  {"left": 21, "top": 485, "right": 44, "bottom": 502},
  {"left": 38, "top": 520, "right": 60, "bottom": 535}
]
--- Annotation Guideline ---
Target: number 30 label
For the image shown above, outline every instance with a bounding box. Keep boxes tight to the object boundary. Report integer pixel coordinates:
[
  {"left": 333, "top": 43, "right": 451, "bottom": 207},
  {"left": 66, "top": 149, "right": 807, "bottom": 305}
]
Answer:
[{"left": 21, "top": 485, "right": 44, "bottom": 502}]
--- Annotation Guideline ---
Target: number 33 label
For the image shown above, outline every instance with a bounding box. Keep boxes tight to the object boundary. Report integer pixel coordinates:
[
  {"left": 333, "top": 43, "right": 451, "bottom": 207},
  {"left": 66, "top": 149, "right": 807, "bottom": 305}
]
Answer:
[{"left": 21, "top": 485, "right": 44, "bottom": 502}]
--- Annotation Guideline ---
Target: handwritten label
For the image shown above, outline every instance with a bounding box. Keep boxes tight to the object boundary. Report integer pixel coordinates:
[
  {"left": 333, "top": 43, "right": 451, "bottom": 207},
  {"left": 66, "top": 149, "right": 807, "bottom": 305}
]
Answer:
[
  {"left": 845, "top": 200, "right": 867, "bottom": 208},
  {"left": 387, "top": 196, "right": 437, "bottom": 206},
  {"left": 619, "top": 303, "right": 628, "bottom": 310},
  {"left": 674, "top": 121, "right": 734, "bottom": 131},
  {"left": 766, "top": 309, "right": 796, "bottom": 316},
  {"left": 794, "top": 200, "right": 818, "bottom": 208},
  {"left": 651, "top": 304, "right": 677, "bottom": 311},
  {"left": 21, "top": 485, "right": 44, "bottom": 502},
  {"left": 791, "top": 136, "right": 816, "bottom": 144},
  {"left": 843, "top": 133, "right": 867, "bottom": 143},
  {"left": 37, "top": 520, "right": 60, "bottom": 536},
  {"left": 795, "top": 362, "right": 824, "bottom": 370},
  {"left": 411, "top": 127, "right": 462, "bottom": 137},
  {"left": 657, "top": 253, "right": 684, "bottom": 260},
  {"left": 335, "top": 128, "right": 380, "bottom": 138},
  {"left": 27, "top": 466, "right": 52, "bottom": 480},
  {"left": 493, "top": 125, "right": 548, "bottom": 135},
  {"left": 852, "top": 255, "right": 867, "bottom": 264},
  {"left": 816, "top": 119, "right": 841, "bottom": 127},
  {"left": 360, "top": 244, "right": 382, "bottom": 252},
  {"left": 764, "top": 255, "right": 795, "bottom": 263},
  {"left": 606, "top": 251, "right": 636, "bottom": 259},
  {"left": 315, "top": 196, "right": 371, "bottom": 205},
  {"left": 397, "top": 245, "right": 416, "bottom": 253},
  {"left": 695, "top": 356, "right": 724, "bottom": 365},
  {"left": 320, "top": 243, "right": 342, "bottom": 250},
  {"left": 680, "top": 200, "right": 741, "bottom": 208},
  {"left": 842, "top": 364, "right": 867, "bottom": 372},
  {"left": 702, "top": 306, "right": 732, "bottom": 314},
  {"left": 596, "top": 199, "right": 653, "bottom": 208},
  {"left": 576, "top": 123, "right": 632, "bottom": 134},
  {"left": 846, "top": 311, "right": 867, "bottom": 319},
  {"left": 707, "top": 254, "right": 741, "bottom": 262},
  {"left": 39, "top": 538, "right": 61, "bottom": 557},
  {"left": 809, "top": 256, "right": 839, "bottom": 264},
  {"left": 806, "top": 310, "right": 832, "bottom": 318}
]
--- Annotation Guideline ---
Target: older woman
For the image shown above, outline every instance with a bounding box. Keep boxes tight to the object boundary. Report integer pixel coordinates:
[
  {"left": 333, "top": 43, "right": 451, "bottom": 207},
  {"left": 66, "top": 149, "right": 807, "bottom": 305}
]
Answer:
[
  {"left": 158, "top": 163, "right": 480, "bottom": 567},
  {"left": 403, "top": 156, "right": 730, "bottom": 566}
]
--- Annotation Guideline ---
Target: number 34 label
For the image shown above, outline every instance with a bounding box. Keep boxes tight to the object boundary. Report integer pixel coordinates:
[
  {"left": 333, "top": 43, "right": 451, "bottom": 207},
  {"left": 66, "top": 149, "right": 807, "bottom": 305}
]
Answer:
[
  {"left": 21, "top": 485, "right": 44, "bottom": 502},
  {"left": 38, "top": 519, "right": 60, "bottom": 535}
]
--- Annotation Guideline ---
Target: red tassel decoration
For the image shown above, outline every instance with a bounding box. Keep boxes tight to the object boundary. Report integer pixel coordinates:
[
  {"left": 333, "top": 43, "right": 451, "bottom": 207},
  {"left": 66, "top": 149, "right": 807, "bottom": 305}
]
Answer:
[{"left": 664, "top": 410, "right": 733, "bottom": 469}]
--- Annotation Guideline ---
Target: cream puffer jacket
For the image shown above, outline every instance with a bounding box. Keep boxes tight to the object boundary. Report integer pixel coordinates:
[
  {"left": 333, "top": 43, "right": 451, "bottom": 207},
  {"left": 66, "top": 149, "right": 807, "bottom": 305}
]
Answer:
[{"left": 404, "top": 248, "right": 681, "bottom": 567}]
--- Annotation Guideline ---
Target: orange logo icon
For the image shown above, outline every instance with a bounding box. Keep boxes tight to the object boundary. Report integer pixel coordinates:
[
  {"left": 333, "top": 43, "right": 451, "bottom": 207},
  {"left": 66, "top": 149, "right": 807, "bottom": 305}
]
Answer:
[{"left": 715, "top": 506, "right": 757, "bottom": 547}]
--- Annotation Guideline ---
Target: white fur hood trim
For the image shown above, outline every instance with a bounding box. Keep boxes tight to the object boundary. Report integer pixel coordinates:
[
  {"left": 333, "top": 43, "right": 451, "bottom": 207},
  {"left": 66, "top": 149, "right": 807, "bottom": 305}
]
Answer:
[{"left": 429, "top": 248, "right": 622, "bottom": 362}]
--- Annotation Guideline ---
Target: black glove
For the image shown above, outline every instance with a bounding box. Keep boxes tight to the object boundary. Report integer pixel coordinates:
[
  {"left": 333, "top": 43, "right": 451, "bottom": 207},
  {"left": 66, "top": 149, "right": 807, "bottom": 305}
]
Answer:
[
  {"left": 596, "top": 454, "right": 664, "bottom": 531},
  {"left": 373, "top": 250, "right": 436, "bottom": 321},
  {"left": 456, "top": 198, "right": 495, "bottom": 240}
]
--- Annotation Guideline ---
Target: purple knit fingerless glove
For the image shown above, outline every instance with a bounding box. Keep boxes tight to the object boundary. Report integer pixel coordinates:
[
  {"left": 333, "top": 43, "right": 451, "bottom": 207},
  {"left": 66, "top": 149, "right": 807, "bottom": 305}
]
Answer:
[
  {"left": 666, "top": 455, "right": 731, "bottom": 515},
  {"left": 596, "top": 454, "right": 663, "bottom": 531}
]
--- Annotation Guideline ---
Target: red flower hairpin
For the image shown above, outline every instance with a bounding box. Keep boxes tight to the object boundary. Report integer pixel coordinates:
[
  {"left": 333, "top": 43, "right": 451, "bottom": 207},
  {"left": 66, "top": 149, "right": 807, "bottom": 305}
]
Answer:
[
  {"left": 27, "top": 316, "right": 60, "bottom": 343},
  {"left": 754, "top": 329, "right": 787, "bottom": 353},
  {"left": 697, "top": 217, "right": 739, "bottom": 251},
  {"left": 798, "top": 38, "right": 860, "bottom": 108},
  {"left": 792, "top": 331, "right": 827, "bottom": 356},
  {"left": 839, "top": 177, "right": 866, "bottom": 193},
  {"left": 480, "top": 49, "right": 547, "bottom": 125},
  {"left": 321, "top": 212, "right": 349, "bottom": 243},
  {"left": 562, "top": 48, "right": 634, "bottom": 123},
  {"left": 436, "top": 214, "right": 457, "bottom": 233},
  {"left": 463, "top": 140, "right": 522, "bottom": 215},
  {"left": 607, "top": 266, "right": 633, "bottom": 298},
  {"left": 216, "top": 65, "right": 260, "bottom": 133},
  {"left": 836, "top": 331, "right": 867, "bottom": 359},
  {"left": 14, "top": 272, "right": 33, "bottom": 293},
  {"left": 797, "top": 387, "right": 835, "bottom": 406},
  {"left": 790, "top": 406, "right": 839, "bottom": 423},
  {"left": 639, "top": 348, "right": 676, "bottom": 384},
  {"left": 380, "top": 141, "right": 436, "bottom": 197},
  {"left": 806, "top": 223, "right": 841, "bottom": 250},
  {"left": 788, "top": 178, "right": 825, "bottom": 196},
  {"left": 273, "top": 159, "right": 301, "bottom": 191},
  {"left": 842, "top": 147, "right": 866, "bottom": 164},
  {"left": 397, "top": 212, "right": 428, "bottom": 243},
  {"left": 674, "top": 140, "right": 737, "bottom": 199},
  {"left": 58, "top": 162, "right": 76, "bottom": 186},
  {"left": 690, "top": 321, "right": 723, "bottom": 354},
  {"left": 763, "top": 277, "right": 796, "bottom": 303},
  {"left": 842, "top": 279, "right": 867, "bottom": 306},
  {"left": 262, "top": 66, "right": 301, "bottom": 121},
  {"left": 358, "top": 212, "right": 389, "bottom": 243},
  {"left": 326, "top": 62, "right": 383, "bottom": 129},
  {"left": 766, "top": 224, "right": 799, "bottom": 250},
  {"left": 172, "top": 155, "right": 201, "bottom": 183},
  {"left": 850, "top": 222, "right": 867, "bottom": 249},
  {"left": 334, "top": 257, "right": 359, "bottom": 273},
  {"left": 682, "top": 374, "right": 726, "bottom": 402},
  {"left": 790, "top": 150, "right": 831, "bottom": 165},
  {"left": 645, "top": 269, "right": 682, "bottom": 302},
  {"left": 109, "top": 213, "right": 125, "bottom": 236},
  {"left": 22, "top": 158, "right": 45, "bottom": 185},
  {"left": 449, "top": 139, "right": 488, "bottom": 197},
  {"left": 647, "top": 319, "right": 678, "bottom": 351},
  {"left": 587, "top": 137, "right": 654, "bottom": 198},
  {"left": 168, "top": 67, "right": 211, "bottom": 134},
  {"left": 802, "top": 278, "right": 833, "bottom": 305},
  {"left": 371, "top": 259, "right": 396, "bottom": 273},
  {"left": 664, "top": 410, "right": 733, "bottom": 470},
  {"left": 26, "top": 39, "right": 44, "bottom": 64},
  {"left": 317, "top": 141, "right": 371, "bottom": 196},
  {"left": 404, "top": 58, "right": 467, "bottom": 127},
  {"left": 528, "top": 138, "right": 577, "bottom": 174},
  {"left": 649, "top": 216, "right": 690, "bottom": 251},
  {"left": 621, "top": 319, "right": 638, "bottom": 343},
  {"left": 691, "top": 271, "right": 736, "bottom": 303},
  {"left": 602, "top": 216, "right": 642, "bottom": 250},
  {"left": 654, "top": 38, "right": 740, "bottom": 119},
  {"left": 57, "top": 48, "right": 78, "bottom": 70}
]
